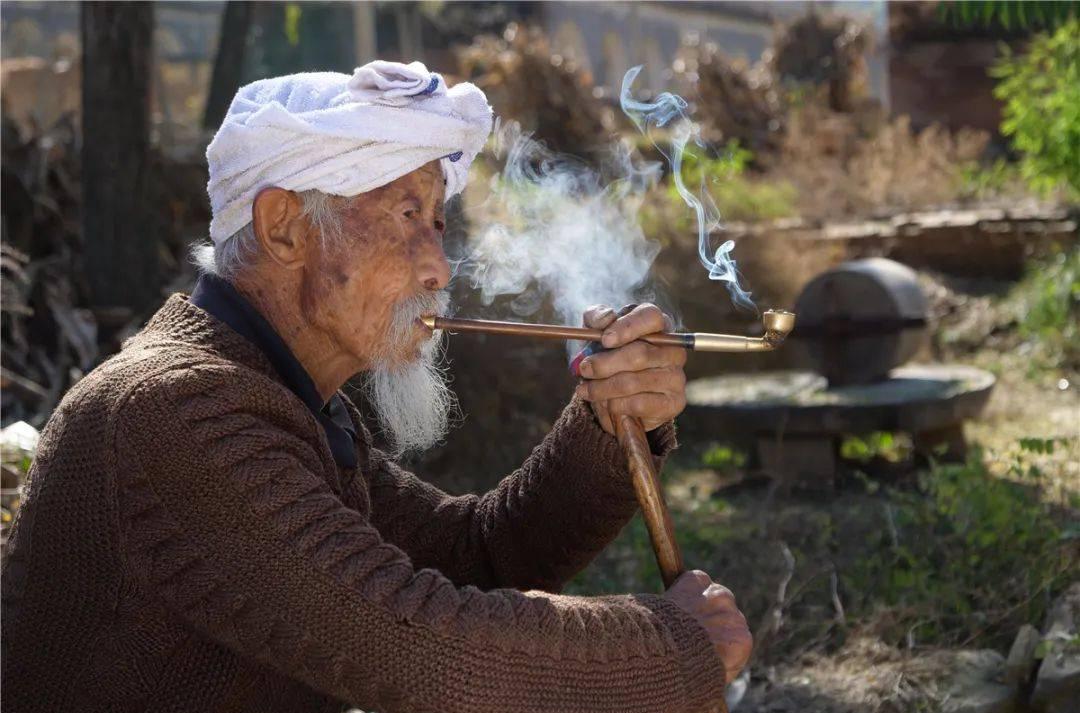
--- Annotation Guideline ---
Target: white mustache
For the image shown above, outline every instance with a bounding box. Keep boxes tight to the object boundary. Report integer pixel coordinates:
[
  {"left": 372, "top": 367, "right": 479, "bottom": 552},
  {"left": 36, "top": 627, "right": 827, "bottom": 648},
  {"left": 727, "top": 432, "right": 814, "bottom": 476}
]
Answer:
[
  {"left": 399, "top": 290, "right": 450, "bottom": 321},
  {"left": 385, "top": 291, "right": 450, "bottom": 344}
]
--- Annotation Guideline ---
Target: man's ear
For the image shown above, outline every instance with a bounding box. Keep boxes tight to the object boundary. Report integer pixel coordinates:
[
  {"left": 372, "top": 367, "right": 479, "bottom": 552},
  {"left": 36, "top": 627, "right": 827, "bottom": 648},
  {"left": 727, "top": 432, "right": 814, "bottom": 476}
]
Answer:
[{"left": 252, "top": 187, "right": 307, "bottom": 270}]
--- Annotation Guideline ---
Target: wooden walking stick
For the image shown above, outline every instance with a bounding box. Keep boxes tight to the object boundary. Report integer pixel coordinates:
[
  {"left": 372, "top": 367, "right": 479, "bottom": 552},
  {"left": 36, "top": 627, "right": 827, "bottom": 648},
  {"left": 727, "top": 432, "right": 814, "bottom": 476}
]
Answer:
[{"left": 614, "top": 413, "right": 684, "bottom": 588}]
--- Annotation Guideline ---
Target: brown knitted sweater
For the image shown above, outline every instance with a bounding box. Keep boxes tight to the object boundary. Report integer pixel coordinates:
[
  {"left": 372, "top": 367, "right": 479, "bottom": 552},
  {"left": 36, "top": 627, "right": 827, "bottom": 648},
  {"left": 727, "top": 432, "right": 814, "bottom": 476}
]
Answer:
[{"left": 1, "top": 294, "right": 725, "bottom": 712}]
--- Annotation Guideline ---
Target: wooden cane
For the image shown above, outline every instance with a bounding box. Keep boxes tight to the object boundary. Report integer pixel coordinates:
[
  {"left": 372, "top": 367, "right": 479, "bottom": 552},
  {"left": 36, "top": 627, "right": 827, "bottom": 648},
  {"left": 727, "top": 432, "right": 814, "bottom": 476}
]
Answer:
[
  {"left": 620, "top": 414, "right": 740, "bottom": 713},
  {"left": 613, "top": 414, "right": 684, "bottom": 589}
]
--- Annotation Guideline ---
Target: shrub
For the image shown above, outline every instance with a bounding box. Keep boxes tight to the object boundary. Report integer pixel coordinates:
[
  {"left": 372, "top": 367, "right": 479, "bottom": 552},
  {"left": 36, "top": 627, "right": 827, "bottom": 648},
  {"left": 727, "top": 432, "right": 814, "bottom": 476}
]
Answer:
[
  {"left": 780, "top": 102, "right": 990, "bottom": 220},
  {"left": 992, "top": 19, "right": 1080, "bottom": 196},
  {"left": 959, "top": 158, "right": 1030, "bottom": 200},
  {"left": 1012, "top": 247, "right": 1080, "bottom": 370},
  {"left": 701, "top": 443, "right": 747, "bottom": 472}
]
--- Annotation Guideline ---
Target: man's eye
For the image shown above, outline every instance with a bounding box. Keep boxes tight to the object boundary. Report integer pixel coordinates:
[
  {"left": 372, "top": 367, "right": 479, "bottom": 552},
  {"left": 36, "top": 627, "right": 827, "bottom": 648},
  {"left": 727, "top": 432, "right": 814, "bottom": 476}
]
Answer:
[
  {"left": 403, "top": 208, "right": 418, "bottom": 219},
  {"left": 434, "top": 218, "right": 446, "bottom": 232}
]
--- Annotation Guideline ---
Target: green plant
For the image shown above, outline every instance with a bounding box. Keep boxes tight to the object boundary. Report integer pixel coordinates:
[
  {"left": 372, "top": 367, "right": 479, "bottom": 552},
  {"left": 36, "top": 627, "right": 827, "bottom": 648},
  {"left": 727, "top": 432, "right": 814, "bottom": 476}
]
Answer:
[
  {"left": 1017, "top": 436, "right": 1069, "bottom": 456},
  {"left": 283, "top": 3, "right": 302, "bottom": 45},
  {"left": 1009, "top": 247, "right": 1080, "bottom": 370},
  {"left": 846, "top": 446, "right": 1077, "bottom": 648},
  {"left": 678, "top": 141, "right": 753, "bottom": 185},
  {"left": 701, "top": 443, "right": 747, "bottom": 472},
  {"left": 959, "top": 158, "right": 1028, "bottom": 199},
  {"left": 992, "top": 20, "right": 1080, "bottom": 196},
  {"left": 941, "top": 1, "right": 1076, "bottom": 31},
  {"left": 706, "top": 176, "right": 799, "bottom": 223},
  {"left": 1017, "top": 249, "right": 1080, "bottom": 336},
  {"left": 840, "top": 432, "right": 912, "bottom": 464},
  {"left": 1, "top": 434, "right": 35, "bottom": 549}
]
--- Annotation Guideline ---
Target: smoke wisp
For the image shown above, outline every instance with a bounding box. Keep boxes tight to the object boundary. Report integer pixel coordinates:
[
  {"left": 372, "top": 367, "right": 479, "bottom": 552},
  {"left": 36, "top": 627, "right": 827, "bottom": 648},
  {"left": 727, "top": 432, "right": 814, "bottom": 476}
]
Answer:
[{"left": 619, "top": 65, "right": 756, "bottom": 312}]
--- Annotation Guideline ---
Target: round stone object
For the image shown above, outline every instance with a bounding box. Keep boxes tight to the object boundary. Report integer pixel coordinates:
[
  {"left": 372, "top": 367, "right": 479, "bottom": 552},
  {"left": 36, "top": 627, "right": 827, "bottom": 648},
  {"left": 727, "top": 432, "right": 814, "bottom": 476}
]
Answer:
[{"left": 793, "top": 257, "right": 929, "bottom": 386}]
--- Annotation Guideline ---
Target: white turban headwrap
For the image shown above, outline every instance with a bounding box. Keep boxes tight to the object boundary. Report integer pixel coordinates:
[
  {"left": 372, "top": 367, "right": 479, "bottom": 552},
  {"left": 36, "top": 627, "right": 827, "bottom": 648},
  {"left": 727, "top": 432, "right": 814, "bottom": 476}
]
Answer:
[{"left": 206, "top": 60, "right": 493, "bottom": 244}]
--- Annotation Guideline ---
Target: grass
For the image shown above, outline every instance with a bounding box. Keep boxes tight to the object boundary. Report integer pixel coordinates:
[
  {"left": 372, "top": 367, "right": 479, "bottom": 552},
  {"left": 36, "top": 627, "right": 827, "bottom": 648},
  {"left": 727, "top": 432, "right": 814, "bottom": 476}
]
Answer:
[
  {"left": 845, "top": 445, "right": 1077, "bottom": 649},
  {"left": 567, "top": 437, "right": 1078, "bottom": 656}
]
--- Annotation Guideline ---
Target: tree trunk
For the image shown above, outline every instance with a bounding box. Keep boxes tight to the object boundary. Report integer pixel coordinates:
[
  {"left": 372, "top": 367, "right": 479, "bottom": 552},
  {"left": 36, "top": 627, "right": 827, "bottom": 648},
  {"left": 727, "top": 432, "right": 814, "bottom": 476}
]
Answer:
[
  {"left": 202, "top": 1, "right": 254, "bottom": 130},
  {"left": 353, "top": 2, "right": 377, "bottom": 65},
  {"left": 80, "top": 1, "right": 156, "bottom": 314}
]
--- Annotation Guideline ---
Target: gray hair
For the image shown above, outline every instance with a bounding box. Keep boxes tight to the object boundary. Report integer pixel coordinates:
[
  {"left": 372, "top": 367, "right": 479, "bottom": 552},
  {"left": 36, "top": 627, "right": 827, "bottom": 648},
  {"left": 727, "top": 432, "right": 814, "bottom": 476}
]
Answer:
[{"left": 192, "top": 190, "right": 347, "bottom": 279}]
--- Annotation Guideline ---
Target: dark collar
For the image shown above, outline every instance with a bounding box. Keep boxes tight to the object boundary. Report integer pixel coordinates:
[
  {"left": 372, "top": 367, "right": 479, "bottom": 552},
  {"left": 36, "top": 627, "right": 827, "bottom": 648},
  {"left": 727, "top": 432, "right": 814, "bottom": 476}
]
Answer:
[{"left": 190, "top": 273, "right": 358, "bottom": 469}]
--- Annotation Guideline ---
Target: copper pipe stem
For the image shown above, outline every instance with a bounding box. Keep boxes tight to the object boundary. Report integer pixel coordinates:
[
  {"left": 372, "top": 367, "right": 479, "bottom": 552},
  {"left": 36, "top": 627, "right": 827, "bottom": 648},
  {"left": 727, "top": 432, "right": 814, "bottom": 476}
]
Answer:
[
  {"left": 422, "top": 310, "right": 796, "bottom": 352},
  {"left": 424, "top": 315, "right": 689, "bottom": 346}
]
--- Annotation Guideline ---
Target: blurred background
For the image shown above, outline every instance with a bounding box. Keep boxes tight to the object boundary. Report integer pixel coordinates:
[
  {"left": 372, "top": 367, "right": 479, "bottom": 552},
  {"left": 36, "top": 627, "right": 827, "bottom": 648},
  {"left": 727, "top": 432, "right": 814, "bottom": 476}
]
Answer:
[{"left": 1, "top": 2, "right": 1077, "bottom": 711}]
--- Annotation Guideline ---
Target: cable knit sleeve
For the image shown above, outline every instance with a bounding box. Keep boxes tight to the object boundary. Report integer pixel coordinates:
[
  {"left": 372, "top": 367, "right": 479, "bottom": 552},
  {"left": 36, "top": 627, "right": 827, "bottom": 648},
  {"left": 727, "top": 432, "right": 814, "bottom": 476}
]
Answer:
[
  {"left": 366, "top": 396, "right": 678, "bottom": 592},
  {"left": 113, "top": 364, "right": 724, "bottom": 713}
]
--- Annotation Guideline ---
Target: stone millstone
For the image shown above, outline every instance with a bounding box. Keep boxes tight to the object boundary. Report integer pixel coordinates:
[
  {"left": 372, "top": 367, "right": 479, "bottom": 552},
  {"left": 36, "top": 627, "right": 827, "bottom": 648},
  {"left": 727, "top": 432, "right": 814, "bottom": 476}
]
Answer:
[{"left": 792, "top": 257, "right": 928, "bottom": 386}]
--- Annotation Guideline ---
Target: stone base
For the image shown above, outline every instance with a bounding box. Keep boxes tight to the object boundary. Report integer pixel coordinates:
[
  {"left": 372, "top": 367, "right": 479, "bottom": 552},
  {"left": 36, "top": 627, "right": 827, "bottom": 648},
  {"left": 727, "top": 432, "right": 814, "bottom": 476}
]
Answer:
[
  {"left": 757, "top": 436, "right": 837, "bottom": 491},
  {"left": 915, "top": 423, "right": 968, "bottom": 462}
]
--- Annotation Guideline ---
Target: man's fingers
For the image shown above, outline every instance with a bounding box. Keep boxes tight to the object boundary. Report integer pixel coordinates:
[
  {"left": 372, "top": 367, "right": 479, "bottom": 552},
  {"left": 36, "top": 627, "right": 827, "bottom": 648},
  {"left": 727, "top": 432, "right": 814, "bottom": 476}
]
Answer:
[
  {"left": 593, "top": 399, "right": 614, "bottom": 434},
  {"left": 601, "top": 303, "right": 669, "bottom": 348},
  {"left": 582, "top": 304, "right": 618, "bottom": 330},
  {"left": 673, "top": 569, "right": 714, "bottom": 594},
  {"left": 576, "top": 367, "right": 685, "bottom": 402},
  {"left": 704, "top": 583, "right": 737, "bottom": 608},
  {"left": 581, "top": 303, "right": 684, "bottom": 435},
  {"left": 601, "top": 392, "right": 684, "bottom": 421},
  {"left": 579, "top": 342, "right": 686, "bottom": 378},
  {"left": 705, "top": 582, "right": 735, "bottom": 601}
]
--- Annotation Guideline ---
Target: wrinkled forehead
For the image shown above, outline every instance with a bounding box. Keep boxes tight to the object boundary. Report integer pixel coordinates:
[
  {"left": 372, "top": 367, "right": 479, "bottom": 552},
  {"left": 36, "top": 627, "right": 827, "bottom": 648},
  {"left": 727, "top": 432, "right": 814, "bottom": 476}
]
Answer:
[
  {"left": 326, "top": 163, "right": 446, "bottom": 225},
  {"left": 412, "top": 160, "right": 447, "bottom": 194},
  {"left": 362, "top": 160, "right": 447, "bottom": 205}
]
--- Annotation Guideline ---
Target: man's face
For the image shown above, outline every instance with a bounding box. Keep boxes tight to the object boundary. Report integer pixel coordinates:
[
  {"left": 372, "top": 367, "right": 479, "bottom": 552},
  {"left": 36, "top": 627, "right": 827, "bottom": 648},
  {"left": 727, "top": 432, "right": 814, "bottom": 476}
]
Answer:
[{"left": 301, "top": 161, "right": 450, "bottom": 369}]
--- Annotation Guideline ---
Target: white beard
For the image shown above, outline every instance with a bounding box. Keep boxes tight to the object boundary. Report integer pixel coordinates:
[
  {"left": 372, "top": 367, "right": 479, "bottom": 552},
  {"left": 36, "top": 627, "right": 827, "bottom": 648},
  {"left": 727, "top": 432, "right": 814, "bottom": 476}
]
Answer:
[{"left": 365, "top": 291, "right": 456, "bottom": 457}]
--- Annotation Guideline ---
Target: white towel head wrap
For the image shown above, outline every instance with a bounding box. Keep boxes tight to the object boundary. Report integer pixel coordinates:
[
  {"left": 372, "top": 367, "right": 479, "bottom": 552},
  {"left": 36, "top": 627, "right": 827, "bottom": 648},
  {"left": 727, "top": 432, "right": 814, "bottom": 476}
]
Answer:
[{"left": 206, "top": 60, "right": 493, "bottom": 244}]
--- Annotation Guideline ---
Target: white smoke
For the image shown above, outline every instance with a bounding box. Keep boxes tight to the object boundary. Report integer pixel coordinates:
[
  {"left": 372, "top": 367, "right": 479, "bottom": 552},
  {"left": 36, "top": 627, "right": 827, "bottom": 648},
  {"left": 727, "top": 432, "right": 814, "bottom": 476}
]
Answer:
[{"left": 462, "top": 121, "right": 663, "bottom": 327}]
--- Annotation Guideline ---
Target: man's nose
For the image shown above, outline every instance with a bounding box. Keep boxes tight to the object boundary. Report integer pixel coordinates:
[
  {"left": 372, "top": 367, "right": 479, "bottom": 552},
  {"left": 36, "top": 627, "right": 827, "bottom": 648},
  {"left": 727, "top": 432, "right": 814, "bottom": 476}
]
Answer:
[{"left": 418, "top": 235, "right": 451, "bottom": 292}]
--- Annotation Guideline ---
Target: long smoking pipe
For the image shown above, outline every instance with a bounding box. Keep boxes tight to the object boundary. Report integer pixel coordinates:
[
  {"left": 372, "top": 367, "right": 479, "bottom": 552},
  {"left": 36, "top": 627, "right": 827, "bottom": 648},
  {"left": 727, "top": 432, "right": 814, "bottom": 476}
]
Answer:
[
  {"left": 420, "top": 310, "right": 796, "bottom": 590},
  {"left": 420, "top": 309, "right": 797, "bottom": 353}
]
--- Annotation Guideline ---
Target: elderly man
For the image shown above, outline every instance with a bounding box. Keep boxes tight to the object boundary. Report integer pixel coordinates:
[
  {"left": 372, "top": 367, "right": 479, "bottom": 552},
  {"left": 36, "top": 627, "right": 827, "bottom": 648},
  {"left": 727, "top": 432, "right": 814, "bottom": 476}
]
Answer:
[{"left": 1, "top": 62, "right": 750, "bottom": 712}]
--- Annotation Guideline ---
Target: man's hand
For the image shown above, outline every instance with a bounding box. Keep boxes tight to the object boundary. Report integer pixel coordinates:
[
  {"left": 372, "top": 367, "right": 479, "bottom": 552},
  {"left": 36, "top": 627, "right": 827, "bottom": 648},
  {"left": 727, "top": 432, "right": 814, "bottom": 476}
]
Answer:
[
  {"left": 665, "top": 570, "right": 752, "bottom": 684},
  {"left": 575, "top": 303, "right": 687, "bottom": 433}
]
